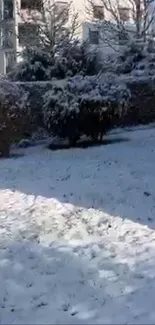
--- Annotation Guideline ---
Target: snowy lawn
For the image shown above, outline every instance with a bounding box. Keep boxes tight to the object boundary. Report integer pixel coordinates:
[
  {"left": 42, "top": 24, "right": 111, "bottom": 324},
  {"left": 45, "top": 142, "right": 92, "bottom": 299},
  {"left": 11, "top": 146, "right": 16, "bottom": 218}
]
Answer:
[{"left": 1, "top": 127, "right": 155, "bottom": 324}]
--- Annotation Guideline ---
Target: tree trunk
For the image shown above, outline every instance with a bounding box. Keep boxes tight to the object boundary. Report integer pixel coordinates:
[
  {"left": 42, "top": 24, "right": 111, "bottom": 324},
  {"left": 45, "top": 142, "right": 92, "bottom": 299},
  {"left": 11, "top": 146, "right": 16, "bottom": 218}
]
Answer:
[
  {"left": 0, "top": 129, "right": 10, "bottom": 158},
  {"left": 0, "top": 141, "right": 10, "bottom": 157},
  {"left": 135, "top": 0, "right": 141, "bottom": 38}
]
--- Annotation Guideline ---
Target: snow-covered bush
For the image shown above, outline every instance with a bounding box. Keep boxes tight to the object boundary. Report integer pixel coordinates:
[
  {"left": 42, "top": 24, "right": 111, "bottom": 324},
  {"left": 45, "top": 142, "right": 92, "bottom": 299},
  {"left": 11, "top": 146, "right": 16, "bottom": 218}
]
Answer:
[
  {"left": 78, "top": 75, "right": 130, "bottom": 140},
  {"left": 122, "top": 76, "right": 155, "bottom": 125},
  {"left": 43, "top": 75, "right": 130, "bottom": 144},
  {"left": 8, "top": 48, "right": 55, "bottom": 81},
  {"left": 8, "top": 41, "right": 100, "bottom": 82},
  {"left": 114, "top": 41, "right": 145, "bottom": 75},
  {"left": 109, "top": 40, "right": 155, "bottom": 77},
  {"left": 0, "top": 81, "right": 30, "bottom": 157},
  {"left": 43, "top": 85, "right": 81, "bottom": 145},
  {"left": 54, "top": 40, "right": 100, "bottom": 78}
]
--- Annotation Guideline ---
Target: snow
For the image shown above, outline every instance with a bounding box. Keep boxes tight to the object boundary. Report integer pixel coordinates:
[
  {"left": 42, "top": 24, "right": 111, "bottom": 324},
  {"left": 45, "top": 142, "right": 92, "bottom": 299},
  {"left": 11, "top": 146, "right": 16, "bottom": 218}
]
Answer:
[{"left": 1, "top": 127, "right": 155, "bottom": 324}]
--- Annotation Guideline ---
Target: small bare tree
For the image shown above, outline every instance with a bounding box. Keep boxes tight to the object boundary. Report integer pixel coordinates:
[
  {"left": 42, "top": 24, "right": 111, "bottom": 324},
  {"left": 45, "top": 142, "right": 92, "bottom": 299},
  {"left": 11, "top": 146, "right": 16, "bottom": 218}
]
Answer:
[
  {"left": 17, "top": 0, "right": 79, "bottom": 55},
  {"left": 87, "top": 0, "right": 155, "bottom": 49}
]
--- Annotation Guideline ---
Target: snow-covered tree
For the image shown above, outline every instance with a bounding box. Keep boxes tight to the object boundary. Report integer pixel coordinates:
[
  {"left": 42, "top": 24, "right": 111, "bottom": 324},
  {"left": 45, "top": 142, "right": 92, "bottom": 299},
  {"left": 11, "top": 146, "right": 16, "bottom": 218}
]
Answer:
[
  {"left": 9, "top": 40, "right": 100, "bottom": 81},
  {"left": 8, "top": 0, "right": 100, "bottom": 80}
]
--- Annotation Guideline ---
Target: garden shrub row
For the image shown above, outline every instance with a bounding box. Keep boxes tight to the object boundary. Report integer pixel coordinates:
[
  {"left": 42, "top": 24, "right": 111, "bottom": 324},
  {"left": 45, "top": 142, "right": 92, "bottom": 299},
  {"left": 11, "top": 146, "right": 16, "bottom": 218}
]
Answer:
[{"left": 1, "top": 75, "right": 155, "bottom": 156}]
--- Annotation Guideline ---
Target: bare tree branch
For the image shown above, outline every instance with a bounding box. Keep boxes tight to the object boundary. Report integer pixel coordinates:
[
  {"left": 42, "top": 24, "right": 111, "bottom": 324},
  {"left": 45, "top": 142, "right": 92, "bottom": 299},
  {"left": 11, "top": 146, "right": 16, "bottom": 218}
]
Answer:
[
  {"left": 87, "top": 0, "right": 155, "bottom": 49},
  {"left": 16, "top": 0, "right": 79, "bottom": 54}
]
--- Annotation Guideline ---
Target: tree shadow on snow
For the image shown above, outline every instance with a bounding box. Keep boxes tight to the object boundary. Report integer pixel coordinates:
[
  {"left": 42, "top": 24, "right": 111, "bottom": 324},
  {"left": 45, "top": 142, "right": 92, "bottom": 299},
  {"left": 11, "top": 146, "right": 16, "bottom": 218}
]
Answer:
[
  {"left": 0, "top": 130, "right": 155, "bottom": 323},
  {"left": 0, "top": 237, "right": 155, "bottom": 324},
  {"left": 48, "top": 137, "right": 130, "bottom": 151},
  {"left": 0, "top": 132, "right": 154, "bottom": 229}
]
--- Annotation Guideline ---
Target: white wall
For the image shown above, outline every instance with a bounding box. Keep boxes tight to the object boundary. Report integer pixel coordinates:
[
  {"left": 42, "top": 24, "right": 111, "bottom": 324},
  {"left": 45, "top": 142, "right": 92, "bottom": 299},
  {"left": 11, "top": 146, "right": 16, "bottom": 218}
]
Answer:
[{"left": 0, "top": 50, "right": 5, "bottom": 74}]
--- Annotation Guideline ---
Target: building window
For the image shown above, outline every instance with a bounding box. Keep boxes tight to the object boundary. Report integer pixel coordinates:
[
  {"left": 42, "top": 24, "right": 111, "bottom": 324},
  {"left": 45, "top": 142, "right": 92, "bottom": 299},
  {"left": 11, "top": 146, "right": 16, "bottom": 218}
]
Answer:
[
  {"left": 18, "top": 23, "right": 39, "bottom": 46},
  {"left": 4, "top": 0, "right": 14, "bottom": 19},
  {"left": 21, "top": 0, "right": 42, "bottom": 10},
  {"left": 93, "top": 5, "right": 104, "bottom": 20},
  {"left": 3, "top": 25, "right": 14, "bottom": 48},
  {"left": 54, "top": 1, "right": 69, "bottom": 23},
  {"left": 89, "top": 29, "right": 99, "bottom": 45},
  {"left": 118, "top": 7, "right": 130, "bottom": 22},
  {"left": 5, "top": 51, "right": 15, "bottom": 73}
]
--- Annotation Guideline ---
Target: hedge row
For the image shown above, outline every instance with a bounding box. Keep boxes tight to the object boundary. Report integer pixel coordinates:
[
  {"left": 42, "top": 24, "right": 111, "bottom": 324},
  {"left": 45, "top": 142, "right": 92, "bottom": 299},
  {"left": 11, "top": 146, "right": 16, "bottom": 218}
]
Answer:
[
  {"left": 123, "top": 76, "right": 155, "bottom": 125},
  {"left": 1, "top": 76, "right": 155, "bottom": 156}
]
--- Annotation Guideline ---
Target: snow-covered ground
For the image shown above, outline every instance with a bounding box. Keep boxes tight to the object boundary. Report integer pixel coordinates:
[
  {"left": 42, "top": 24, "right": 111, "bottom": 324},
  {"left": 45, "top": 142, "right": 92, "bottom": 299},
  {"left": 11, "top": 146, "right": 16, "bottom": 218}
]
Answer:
[{"left": 1, "top": 127, "right": 155, "bottom": 324}]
